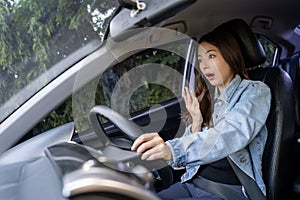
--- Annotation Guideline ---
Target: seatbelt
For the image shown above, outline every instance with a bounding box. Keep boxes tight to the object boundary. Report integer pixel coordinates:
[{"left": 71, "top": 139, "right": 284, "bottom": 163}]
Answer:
[
  {"left": 192, "top": 176, "right": 248, "bottom": 200},
  {"left": 227, "top": 157, "right": 267, "bottom": 200}
]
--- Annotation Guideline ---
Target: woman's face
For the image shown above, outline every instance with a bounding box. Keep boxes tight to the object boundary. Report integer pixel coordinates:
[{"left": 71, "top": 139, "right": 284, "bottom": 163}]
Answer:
[{"left": 197, "top": 41, "right": 235, "bottom": 93}]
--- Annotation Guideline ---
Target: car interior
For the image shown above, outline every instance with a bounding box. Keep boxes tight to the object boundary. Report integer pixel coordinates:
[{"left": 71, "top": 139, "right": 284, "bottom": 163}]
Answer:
[
  {"left": 105, "top": 0, "right": 300, "bottom": 198},
  {"left": 0, "top": 0, "right": 299, "bottom": 199}
]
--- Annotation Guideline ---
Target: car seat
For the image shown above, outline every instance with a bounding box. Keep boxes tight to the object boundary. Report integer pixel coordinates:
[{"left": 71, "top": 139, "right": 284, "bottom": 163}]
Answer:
[
  {"left": 278, "top": 50, "right": 300, "bottom": 197},
  {"left": 214, "top": 18, "right": 296, "bottom": 200},
  {"left": 279, "top": 52, "right": 300, "bottom": 128}
]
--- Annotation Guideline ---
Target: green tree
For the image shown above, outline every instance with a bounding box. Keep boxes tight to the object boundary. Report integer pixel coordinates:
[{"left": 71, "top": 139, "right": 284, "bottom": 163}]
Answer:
[
  {"left": 0, "top": 0, "right": 117, "bottom": 135},
  {"left": 0, "top": 0, "right": 116, "bottom": 105}
]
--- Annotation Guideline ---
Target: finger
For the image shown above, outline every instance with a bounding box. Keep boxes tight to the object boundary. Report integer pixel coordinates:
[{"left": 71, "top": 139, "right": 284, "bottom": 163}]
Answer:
[
  {"left": 191, "top": 92, "right": 199, "bottom": 107},
  {"left": 191, "top": 90, "right": 197, "bottom": 100},
  {"left": 140, "top": 145, "right": 159, "bottom": 160},
  {"left": 135, "top": 133, "right": 162, "bottom": 154},
  {"left": 184, "top": 87, "right": 192, "bottom": 102},
  {"left": 131, "top": 133, "right": 155, "bottom": 151},
  {"left": 182, "top": 87, "right": 187, "bottom": 101},
  {"left": 183, "top": 88, "right": 190, "bottom": 106},
  {"left": 141, "top": 143, "right": 166, "bottom": 160},
  {"left": 183, "top": 87, "right": 189, "bottom": 99},
  {"left": 131, "top": 136, "right": 144, "bottom": 151}
]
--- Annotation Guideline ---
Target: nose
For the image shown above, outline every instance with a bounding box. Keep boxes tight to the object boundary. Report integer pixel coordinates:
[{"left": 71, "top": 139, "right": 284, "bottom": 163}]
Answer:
[{"left": 199, "top": 59, "right": 209, "bottom": 71}]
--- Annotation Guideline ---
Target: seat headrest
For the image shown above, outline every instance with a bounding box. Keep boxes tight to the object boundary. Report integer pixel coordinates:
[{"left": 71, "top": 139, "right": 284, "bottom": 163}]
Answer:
[{"left": 213, "top": 18, "right": 266, "bottom": 68}]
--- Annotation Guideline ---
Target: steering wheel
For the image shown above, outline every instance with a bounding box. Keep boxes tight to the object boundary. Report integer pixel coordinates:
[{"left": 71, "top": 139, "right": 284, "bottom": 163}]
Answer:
[{"left": 89, "top": 105, "right": 173, "bottom": 192}]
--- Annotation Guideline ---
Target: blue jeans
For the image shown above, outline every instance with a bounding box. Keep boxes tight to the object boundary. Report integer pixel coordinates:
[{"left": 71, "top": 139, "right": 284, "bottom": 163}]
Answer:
[{"left": 157, "top": 178, "right": 244, "bottom": 200}]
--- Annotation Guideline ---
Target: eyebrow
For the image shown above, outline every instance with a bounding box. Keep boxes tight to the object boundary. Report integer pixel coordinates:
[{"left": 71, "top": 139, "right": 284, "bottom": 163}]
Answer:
[
  {"left": 206, "top": 49, "right": 216, "bottom": 54},
  {"left": 198, "top": 49, "right": 217, "bottom": 58}
]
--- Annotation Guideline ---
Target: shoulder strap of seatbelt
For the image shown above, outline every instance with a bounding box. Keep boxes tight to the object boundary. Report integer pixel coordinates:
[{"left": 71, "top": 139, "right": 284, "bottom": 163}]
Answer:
[{"left": 227, "top": 157, "right": 267, "bottom": 200}]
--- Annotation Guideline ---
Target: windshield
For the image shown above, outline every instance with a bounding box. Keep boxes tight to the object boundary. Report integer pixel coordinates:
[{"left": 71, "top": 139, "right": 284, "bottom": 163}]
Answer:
[{"left": 0, "top": 0, "right": 118, "bottom": 122}]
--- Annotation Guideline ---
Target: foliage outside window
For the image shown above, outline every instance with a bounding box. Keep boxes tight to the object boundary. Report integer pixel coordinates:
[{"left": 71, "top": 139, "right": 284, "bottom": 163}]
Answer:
[
  {"left": 30, "top": 40, "right": 188, "bottom": 136},
  {"left": 0, "top": 0, "right": 117, "bottom": 123},
  {"left": 70, "top": 40, "right": 189, "bottom": 132},
  {"left": 96, "top": 49, "right": 183, "bottom": 114},
  {"left": 257, "top": 34, "right": 279, "bottom": 67},
  {"left": 1, "top": 0, "right": 118, "bottom": 137}
]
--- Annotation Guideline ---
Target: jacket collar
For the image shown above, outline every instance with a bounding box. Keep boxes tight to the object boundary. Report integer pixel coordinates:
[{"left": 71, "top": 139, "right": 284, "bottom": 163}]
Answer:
[{"left": 214, "top": 74, "right": 242, "bottom": 103}]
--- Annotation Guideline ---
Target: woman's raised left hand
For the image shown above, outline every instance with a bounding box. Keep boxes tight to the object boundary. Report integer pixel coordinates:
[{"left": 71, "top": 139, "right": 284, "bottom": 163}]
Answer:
[{"left": 183, "top": 87, "right": 203, "bottom": 132}]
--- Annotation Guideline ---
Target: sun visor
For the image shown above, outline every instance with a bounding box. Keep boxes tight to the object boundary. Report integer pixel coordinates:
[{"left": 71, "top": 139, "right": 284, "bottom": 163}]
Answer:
[{"left": 110, "top": 0, "right": 196, "bottom": 41}]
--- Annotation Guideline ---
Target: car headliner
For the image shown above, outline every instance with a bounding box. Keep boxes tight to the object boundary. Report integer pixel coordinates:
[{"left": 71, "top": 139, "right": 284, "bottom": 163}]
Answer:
[{"left": 164, "top": 0, "right": 300, "bottom": 55}]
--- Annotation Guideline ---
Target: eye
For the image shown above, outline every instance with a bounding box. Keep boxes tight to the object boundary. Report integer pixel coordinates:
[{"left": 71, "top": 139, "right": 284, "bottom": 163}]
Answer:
[
  {"left": 208, "top": 54, "right": 216, "bottom": 59},
  {"left": 198, "top": 58, "right": 203, "bottom": 63}
]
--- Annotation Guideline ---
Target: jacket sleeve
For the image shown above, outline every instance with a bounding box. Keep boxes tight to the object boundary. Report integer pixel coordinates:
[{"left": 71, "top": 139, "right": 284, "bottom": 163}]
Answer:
[{"left": 166, "top": 82, "right": 271, "bottom": 168}]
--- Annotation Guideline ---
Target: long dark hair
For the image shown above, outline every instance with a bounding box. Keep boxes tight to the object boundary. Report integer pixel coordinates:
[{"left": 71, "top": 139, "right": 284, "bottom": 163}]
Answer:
[
  {"left": 182, "top": 30, "right": 249, "bottom": 128},
  {"left": 198, "top": 30, "right": 249, "bottom": 79},
  {"left": 195, "top": 71, "right": 213, "bottom": 127}
]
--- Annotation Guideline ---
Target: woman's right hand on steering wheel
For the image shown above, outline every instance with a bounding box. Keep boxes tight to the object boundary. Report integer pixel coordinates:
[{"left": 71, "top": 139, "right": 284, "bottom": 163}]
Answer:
[{"left": 131, "top": 132, "right": 173, "bottom": 161}]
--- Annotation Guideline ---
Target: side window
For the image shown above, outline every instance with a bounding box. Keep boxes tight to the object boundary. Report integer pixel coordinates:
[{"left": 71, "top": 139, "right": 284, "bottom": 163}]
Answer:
[
  {"left": 95, "top": 41, "right": 188, "bottom": 118},
  {"left": 257, "top": 34, "right": 280, "bottom": 67},
  {"left": 16, "top": 98, "right": 73, "bottom": 144},
  {"left": 31, "top": 98, "right": 73, "bottom": 135},
  {"left": 23, "top": 39, "right": 190, "bottom": 142}
]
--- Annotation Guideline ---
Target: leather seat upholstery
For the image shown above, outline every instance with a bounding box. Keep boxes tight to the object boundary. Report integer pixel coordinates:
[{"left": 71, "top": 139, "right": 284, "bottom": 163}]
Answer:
[
  {"left": 278, "top": 50, "right": 300, "bottom": 197},
  {"left": 279, "top": 52, "right": 300, "bottom": 127}
]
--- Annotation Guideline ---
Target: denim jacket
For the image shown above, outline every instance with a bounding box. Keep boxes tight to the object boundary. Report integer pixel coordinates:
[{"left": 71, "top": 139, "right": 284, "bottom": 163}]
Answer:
[{"left": 166, "top": 75, "right": 271, "bottom": 195}]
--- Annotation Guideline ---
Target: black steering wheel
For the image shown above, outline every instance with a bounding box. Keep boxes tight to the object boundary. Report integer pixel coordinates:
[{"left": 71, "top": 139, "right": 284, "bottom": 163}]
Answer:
[{"left": 89, "top": 105, "right": 173, "bottom": 192}]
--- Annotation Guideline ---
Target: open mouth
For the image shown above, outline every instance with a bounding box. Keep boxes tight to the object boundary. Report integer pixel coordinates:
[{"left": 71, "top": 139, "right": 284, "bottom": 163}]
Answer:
[{"left": 205, "top": 73, "right": 215, "bottom": 81}]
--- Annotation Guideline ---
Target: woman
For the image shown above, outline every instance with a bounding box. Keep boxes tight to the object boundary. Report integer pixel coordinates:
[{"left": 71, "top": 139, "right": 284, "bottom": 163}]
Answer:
[{"left": 131, "top": 30, "right": 271, "bottom": 199}]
